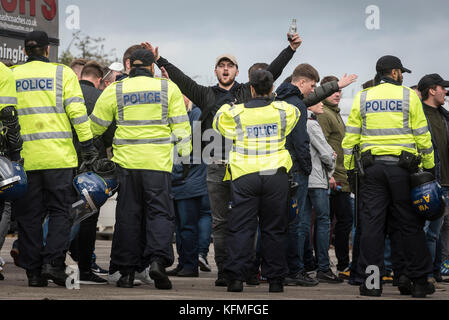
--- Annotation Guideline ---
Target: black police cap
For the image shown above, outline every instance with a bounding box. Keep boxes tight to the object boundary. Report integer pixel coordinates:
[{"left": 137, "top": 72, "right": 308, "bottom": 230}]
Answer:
[
  {"left": 418, "top": 73, "right": 449, "bottom": 92},
  {"left": 376, "top": 55, "right": 411, "bottom": 74},
  {"left": 130, "top": 49, "right": 155, "bottom": 67},
  {"left": 25, "top": 31, "right": 49, "bottom": 48}
]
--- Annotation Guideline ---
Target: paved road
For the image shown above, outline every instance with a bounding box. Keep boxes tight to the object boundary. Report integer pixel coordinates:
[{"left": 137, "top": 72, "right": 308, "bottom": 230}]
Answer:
[{"left": 0, "top": 237, "right": 448, "bottom": 300}]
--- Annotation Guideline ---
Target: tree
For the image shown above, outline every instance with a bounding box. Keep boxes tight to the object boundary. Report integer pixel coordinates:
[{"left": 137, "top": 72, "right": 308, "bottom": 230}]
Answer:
[{"left": 59, "top": 31, "right": 118, "bottom": 67}]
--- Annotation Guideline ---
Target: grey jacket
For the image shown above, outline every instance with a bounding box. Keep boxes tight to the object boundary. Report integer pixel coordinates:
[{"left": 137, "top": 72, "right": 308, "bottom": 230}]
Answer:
[{"left": 307, "top": 111, "right": 336, "bottom": 189}]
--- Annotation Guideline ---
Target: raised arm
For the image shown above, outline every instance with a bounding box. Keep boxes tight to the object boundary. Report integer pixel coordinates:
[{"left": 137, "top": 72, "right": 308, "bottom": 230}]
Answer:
[
  {"left": 141, "top": 42, "right": 212, "bottom": 111},
  {"left": 304, "top": 74, "right": 358, "bottom": 107},
  {"left": 265, "top": 33, "right": 302, "bottom": 81}
]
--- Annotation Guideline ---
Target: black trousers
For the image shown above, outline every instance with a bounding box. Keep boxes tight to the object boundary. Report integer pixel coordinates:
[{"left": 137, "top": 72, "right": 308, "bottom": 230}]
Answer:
[
  {"left": 358, "top": 163, "right": 432, "bottom": 280},
  {"left": 224, "top": 170, "right": 289, "bottom": 282},
  {"left": 110, "top": 166, "right": 175, "bottom": 274},
  {"left": 69, "top": 210, "right": 100, "bottom": 273},
  {"left": 330, "top": 191, "right": 353, "bottom": 271},
  {"left": 12, "top": 169, "right": 75, "bottom": 271}
]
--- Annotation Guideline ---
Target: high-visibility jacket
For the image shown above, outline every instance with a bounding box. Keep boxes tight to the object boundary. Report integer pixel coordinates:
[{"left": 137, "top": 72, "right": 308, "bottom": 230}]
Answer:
[
  {"left": 0, "top": 62, "right": 17, "bottom": 111},
  {"left": 89, "top": 75, "right": 191, "bottom": 172},
  {"left": 342, "top": 82, "right": 435, "bottom": 170},
  {"left": 11, "top": 61, "right": 93, "bottom": 171},
  {"left": 213, "top": 101, "right": 300, "bottom": 180}
]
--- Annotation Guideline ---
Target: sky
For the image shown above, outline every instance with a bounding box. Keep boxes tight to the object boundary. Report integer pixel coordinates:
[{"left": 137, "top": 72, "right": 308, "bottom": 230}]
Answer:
[{"left": 58, "top": 0, "right": 449, "bottom": 111}]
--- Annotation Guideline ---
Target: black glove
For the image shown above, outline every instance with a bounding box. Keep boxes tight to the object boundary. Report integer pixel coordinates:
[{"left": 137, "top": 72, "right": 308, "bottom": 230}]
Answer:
[
  {"left": 347, "top": 170, "right": 356, "bottom": 194},
  {"left": 80, "top": 143, "right": 99, "bottom": 173}
]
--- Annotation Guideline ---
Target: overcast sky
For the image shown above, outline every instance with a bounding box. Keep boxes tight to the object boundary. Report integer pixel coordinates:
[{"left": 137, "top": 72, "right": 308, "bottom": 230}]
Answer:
[{"left": 58, "top": 0, "right": 449, "bottom": 100}]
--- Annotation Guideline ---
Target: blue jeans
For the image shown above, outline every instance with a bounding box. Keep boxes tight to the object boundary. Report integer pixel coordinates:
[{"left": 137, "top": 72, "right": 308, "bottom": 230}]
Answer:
[
  {"left": 175, "top": 195, "right": 211, "bottom": 271},
  {"left": 424, "top": 186, "right": 449, "bottom": 277},
  {"left": 286, "top": 172, "right": 309, "bottom": 275},
  {"left": 299, "top": 188, "right": 330, "bottom": 271}
]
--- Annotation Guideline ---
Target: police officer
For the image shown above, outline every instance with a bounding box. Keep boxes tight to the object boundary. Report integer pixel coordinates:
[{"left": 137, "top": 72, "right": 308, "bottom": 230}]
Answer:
[
  {"left": 11, "top": 31, "right": 96, "bottom": 287},
  {"left": 213, "top": 70, "right": 300, "bottom": 293},
  {"left": 342, "top": 55, "right": 435, "bottom": 297},
  {"left": 90, "top": 49, "right": 191, "bottom": 289},
  {"left": 0, "top": 61, "right": 22, "bottom": 163}
]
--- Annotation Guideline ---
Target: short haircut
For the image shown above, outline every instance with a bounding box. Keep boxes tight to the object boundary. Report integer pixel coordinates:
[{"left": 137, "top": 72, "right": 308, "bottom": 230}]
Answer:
[
  {"left": 362, "top": 79, "right": 375, "bottom": 89},
  {"left": 283, "top": 75, "right": 293, "bottom": 84},
  {"left": 70, "top": 58, "right": 89, "bottom": 70},
  {"left": 81, "top": 60, "right": 104, "bottom": 79},
  {"left": 248, "top": 62, "right": 269, "bottom": 78},
  {"left": 250, "top": 70, "right": 274, "bottom": 96},
  {"left": 292, "top": 64, "right": 320, "bottom": 83},
  {"left": 321, "top": 75, "right": 339, "bottom": 86},
  {"left": 421, "top": 85, "right": 436, "bottom": 101},
  {"left": 123, "top": 45, "right": 145, "bottom": 68}
]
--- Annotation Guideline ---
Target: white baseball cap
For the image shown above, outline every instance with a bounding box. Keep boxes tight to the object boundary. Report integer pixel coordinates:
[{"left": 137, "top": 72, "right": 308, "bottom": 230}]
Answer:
[{"left": 108, "top": 62, "right": 124, "bottom": 72}]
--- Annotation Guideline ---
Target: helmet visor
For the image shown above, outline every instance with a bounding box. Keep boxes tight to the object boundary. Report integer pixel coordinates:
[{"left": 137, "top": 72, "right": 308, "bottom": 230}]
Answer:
[{"left": 71, "top": 188, "right": 98, "bottom": 226}]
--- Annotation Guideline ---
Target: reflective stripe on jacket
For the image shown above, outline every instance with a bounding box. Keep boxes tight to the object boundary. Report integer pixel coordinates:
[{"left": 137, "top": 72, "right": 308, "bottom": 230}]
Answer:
[
  {"left": 90, "top": 76, "right": 191, "bottom": 171},
  {"left": 11, "top": 61, "right": 92, "bottom": 171},
  {"left": 342, "top": 82, "right": 434, "bottom": 170},
  {"left": 0, "top": 62, "right": 17, "bottom": 111},
  {"left": 213, "top": 101, "right": 300, "bottom": 180}
]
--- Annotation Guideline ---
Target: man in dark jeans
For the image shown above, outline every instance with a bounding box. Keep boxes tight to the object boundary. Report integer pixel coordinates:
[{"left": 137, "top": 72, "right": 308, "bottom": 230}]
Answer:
[
  {"left": 276, "top": 67, "right": 357, "bottom": 286},
  {"left": 317, "top": 76, "right": 353, "bottom": 279},
  {"left": 70, "top": 60, "right": 108, "bottom": 284},
  {"left": 142, "top": 32, "right": 303, "bottom": 286}
]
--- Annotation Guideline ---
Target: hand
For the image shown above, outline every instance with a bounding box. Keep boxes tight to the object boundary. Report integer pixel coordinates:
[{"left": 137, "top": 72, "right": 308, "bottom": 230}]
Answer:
[
  {"left": 332, "top": 152, "right": 337, "bottom": 160},
  {"left": 288, "top": 33, "right": 302, "bottom": 51},
  {"left": 160, "top": 66, "right": 169, "bottom": 79},
  {"left": 141, "top": 42, "right": 160, "bottom": 61},
  {"left": 80, "top": 145, "right": 99, "bottom": 173},
  {"left": 329, "top": 176, "right": 337, "bottom": 190},
  {"left": 338, "top": 74, "right": 358, "bottom": 89}
]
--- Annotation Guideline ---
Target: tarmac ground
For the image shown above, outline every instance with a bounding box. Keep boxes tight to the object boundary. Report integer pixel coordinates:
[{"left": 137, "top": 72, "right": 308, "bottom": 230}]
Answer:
[{"left": 1, "top": 237, "right": 448, "bottom": 301}]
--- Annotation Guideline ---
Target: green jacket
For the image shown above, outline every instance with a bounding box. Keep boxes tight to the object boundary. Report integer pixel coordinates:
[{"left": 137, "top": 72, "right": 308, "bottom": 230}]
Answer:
[{"left": 317, "top": 101, "right": 349, "bottom": 192}]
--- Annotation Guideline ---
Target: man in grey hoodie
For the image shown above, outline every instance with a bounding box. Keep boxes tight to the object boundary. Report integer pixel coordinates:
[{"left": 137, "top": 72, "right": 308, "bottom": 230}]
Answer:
[{"left": 302, "top": 102, "right": 342, "bottom": 283}]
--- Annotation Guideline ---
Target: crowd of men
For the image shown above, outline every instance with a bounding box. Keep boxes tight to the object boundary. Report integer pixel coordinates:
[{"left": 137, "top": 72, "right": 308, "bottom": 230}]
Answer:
[{"left": 0, "top": 28, "right": 448, "bottom": 298}]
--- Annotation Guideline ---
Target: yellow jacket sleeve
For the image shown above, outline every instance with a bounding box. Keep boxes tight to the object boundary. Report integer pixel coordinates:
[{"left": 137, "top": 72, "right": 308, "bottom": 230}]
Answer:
[
  {"left": 0, "top": 64, "right": 17, "bottom": 112},
  {"left": 213, "top": 104, "right": 236, "bottom": 139},
  {"left": 284, "top": 103, "right": 301, "bottom": 136},
  {"left": 409, "top": 91, "right": 435, "bottom": 169},
  {"left": 89, "top": 84, "right": 117, "bottom": 137},
  {"left": 63, "top": 66, "right": 93, "bottom": 142},
  {"left": 342, "top": 92, "right": 363, "bottom": 170},
  {"left": 167, "top": 81, "right": 192, "bottom": 157}
]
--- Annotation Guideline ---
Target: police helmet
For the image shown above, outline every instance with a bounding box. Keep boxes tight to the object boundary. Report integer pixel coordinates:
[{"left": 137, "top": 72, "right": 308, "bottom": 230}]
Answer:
[
  {"left": 72, "top": 172, "right": 109, "bottom": 225},
  {"left": 410, "top": 171, "right": 446, "bottom": 221},
  {"left": 0, "top": 156, "right": 27, "bottom": 201},
  {"left": 92, "top": 158, "right": 118, "bottom": 197}
]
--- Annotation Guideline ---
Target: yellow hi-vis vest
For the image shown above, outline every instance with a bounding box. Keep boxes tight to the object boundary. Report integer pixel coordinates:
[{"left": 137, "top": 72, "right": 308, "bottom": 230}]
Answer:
[
  {"left": 0, "top": 62, "right": 17, "bottom": 111},
  {"left": 89, "top": 76, "right": 192, "bottom": 172},
  {"left": 342, "top": 82, "right": 435, "bottom": 170},
  {"left": 213, "top": 101, "right": 300, "bottom": 180},
  {"left": 11, "top": 61, "right": 93, "bottom": 171}
]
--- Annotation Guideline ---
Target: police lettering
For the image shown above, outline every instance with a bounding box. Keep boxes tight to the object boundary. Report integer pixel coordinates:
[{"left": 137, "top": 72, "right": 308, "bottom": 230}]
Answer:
[
  {"left": 246, "top": 123, "right": 278, "bottom": 138},
  {"left": 365, "top": 100, "right": 403, "bottom": 112},
  {"left": 123, "top": 91, "right": 161, "bottom": 106},
  {"left": 16, "top": 78, "right": 54, "bottom": 92}
]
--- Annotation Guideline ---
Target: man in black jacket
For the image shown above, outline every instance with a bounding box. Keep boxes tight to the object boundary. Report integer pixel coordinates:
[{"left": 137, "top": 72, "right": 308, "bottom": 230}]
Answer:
[
  {"left": 142, "top": 33, "right": 302, "bottom": 286},
  {"left": 276, "top": 64, "right": 357, "bottom": 286}
]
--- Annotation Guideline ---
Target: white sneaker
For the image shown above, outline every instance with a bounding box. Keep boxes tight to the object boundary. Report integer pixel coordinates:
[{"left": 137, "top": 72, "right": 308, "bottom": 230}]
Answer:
[
  {"left": 108, "top": 270, "right": 152, "bottom": 285},
  {"left": 135, "top": 267, "right": 154, "bottom": 285},
  {"left": 198, "top": 255, "right": 211, "bottom": 272}
]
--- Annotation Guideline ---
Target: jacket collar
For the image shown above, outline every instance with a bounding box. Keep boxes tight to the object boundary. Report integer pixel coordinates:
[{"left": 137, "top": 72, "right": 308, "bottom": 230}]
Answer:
[
  {"left": 129, "top": 67, "right": 153, "bottom": 78},
  {"left": 245, "top": 97, "right": 273, "bottom": 108},
  {"left": 323, "top": 100, "right": 340, "bottom": 113},
  {"left": 213, "top": 82, "right": 240, "bottom": 93},
  {"left": 79, "top": 80, "right": 95, "bottom": 88},
  {"left": 26, "top": 56, "right": 50, "bottom": 63},
  {"left": 380, "top": 76, "right": 402, "bottom": 86}
]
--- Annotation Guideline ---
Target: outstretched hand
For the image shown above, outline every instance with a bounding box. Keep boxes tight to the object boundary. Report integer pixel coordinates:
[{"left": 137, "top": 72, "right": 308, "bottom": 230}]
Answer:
[
  {"left": 288, "top": 33, "right": 302, "bottom": 51},
  {"left": 141, "top": 42, "right": 160, "bottom": 61},
  {"left": 338, "top": 74, "right": 358, "bottom": 89}
]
